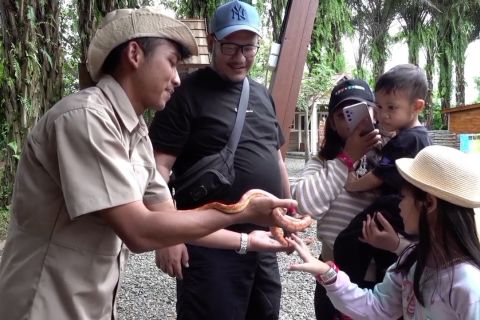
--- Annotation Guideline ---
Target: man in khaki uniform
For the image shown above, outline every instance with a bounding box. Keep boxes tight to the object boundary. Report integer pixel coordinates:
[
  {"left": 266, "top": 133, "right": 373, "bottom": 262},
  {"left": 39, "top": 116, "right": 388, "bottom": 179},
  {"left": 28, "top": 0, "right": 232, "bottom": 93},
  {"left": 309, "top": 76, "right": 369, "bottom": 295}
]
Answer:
[{"left": 0, "top": 8, "right": 297, "bottom": 320}]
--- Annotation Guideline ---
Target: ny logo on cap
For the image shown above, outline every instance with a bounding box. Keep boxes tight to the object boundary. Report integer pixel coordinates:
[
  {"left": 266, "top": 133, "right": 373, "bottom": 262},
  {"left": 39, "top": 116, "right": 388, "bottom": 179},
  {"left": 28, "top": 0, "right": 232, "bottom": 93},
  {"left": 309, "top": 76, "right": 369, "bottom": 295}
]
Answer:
[{"left": 231, "top": 4, "right": 246, "bottom": 21}]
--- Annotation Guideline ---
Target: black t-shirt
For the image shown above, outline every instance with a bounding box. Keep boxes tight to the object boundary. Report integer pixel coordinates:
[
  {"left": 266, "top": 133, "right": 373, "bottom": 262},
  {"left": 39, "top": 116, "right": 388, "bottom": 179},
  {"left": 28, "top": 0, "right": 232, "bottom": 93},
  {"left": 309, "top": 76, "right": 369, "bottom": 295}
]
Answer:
[
  {"left": 149, "top": 67, "right": 284, "bottom": 209},
  {"left": 373, "top": 126, "right": 432, "bottom": 193}
]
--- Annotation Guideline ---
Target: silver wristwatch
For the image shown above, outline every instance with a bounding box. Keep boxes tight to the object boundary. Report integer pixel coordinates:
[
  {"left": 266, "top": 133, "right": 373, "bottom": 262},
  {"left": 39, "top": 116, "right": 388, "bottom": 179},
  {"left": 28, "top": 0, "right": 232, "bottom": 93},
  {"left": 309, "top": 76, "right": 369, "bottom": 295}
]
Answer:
[{"left": 236, "top": 233, "right": 249, "bottom": 254}]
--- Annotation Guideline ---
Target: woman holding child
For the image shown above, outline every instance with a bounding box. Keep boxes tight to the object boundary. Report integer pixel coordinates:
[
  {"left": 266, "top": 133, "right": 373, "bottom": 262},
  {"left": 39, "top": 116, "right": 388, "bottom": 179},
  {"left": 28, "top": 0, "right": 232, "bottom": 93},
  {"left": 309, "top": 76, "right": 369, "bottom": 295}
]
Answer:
[{"left": 291, "top": 78, "right": 394, "bottom": 319}]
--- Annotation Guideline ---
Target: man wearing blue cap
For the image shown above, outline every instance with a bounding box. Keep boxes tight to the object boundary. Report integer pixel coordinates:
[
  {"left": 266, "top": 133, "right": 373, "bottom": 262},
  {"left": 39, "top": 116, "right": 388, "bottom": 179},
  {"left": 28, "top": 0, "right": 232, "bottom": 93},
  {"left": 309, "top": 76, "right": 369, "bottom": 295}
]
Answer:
[{"left": 149, "top": 1, "right": 290, "bottom": 319}]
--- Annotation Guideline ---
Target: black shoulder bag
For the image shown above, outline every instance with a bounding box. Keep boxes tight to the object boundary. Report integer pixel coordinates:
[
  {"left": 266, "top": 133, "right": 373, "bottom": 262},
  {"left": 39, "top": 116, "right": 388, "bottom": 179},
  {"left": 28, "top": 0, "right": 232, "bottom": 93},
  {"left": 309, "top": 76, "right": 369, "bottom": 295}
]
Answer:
[{"left": 171, "top": 78, "right": 250, "bottom": 209}]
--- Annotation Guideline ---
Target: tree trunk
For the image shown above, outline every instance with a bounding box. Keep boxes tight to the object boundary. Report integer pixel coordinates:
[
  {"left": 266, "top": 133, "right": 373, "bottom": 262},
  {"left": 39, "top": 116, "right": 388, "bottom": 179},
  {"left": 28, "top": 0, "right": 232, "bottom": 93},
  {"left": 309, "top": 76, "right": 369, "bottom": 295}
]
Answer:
[
  {"left": 0, "top": 0, "right": 61, "bottom": 205},
  {"left": 37, "top": 1, "right": 63, "bottom": 115},
  {"left": 437, "top": 48, "right": 452, "bottom": 128},
  {"left": 407, "top": 33, "right": 419, "bottom": 66},
  {"left": 455, "top": 62, "right": 465, "bottom": 106},
  {"left": 370, "top": 34, "right": 387, "bottom": 82},
  {"left": 303, "top": 107, "right": 310, "bottom": 162},
  {"left": 355, "top": 29, "right": 368, "bottom": 79},
  {"left": 78, "top": 0, "right": 96, "bottom": 64},
  {"left": 269, "top": 0, "right": 288, "bottom": 43},
  {"left": 424, "top": 45, "right": 435, "bottom": 129}
]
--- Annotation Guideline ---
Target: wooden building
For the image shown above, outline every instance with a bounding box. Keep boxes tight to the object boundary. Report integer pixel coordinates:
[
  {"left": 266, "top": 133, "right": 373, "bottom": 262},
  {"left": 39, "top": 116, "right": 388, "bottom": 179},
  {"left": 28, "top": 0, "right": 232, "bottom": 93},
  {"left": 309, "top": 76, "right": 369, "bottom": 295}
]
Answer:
[
  {"left": 287, "top": 74, "right": 349, "bottom": 153},
  {"left": 178, "top": 19, "right": 210, "bottom": 76},
  {"left": 441, "top": 103, "right": 480, "bottom": 133}
]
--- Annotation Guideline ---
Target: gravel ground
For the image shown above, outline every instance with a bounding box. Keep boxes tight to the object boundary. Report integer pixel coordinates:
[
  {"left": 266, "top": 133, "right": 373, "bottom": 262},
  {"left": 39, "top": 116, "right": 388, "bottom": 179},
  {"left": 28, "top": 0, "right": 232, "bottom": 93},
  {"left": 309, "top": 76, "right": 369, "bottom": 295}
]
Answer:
[
  {"left": 116, "top": 156, "right": 322, "bottom": 320},
  {"left": 117, "top": 225, "right": 321, "bottom": 320}
]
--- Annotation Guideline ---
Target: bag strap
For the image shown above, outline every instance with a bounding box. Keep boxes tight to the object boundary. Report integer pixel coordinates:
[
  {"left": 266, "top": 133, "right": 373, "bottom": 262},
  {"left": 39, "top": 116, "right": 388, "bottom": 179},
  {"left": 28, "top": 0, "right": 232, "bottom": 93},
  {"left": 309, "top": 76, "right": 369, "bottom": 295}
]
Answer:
[{"left": 223, "top": 77, "right": 249, "bottom": 154}]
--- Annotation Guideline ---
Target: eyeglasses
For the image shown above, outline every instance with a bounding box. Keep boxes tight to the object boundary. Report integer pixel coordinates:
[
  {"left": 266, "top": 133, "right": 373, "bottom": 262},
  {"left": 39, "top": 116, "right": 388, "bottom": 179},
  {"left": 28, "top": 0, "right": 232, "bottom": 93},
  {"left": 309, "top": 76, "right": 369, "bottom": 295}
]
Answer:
[{"left": 214, "top": 39, "right": 259, "bottom": 58}]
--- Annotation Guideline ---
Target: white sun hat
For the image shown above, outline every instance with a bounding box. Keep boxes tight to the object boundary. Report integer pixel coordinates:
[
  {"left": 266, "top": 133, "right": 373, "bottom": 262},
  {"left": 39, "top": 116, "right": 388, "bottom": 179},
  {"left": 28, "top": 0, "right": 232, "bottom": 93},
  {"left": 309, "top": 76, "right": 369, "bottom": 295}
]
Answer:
[
  {"left": 396, "top": 145, "right": 480, "bottom": 208},
  {"left": 87, "top": 7, "right": 198, "bottom": 82}
]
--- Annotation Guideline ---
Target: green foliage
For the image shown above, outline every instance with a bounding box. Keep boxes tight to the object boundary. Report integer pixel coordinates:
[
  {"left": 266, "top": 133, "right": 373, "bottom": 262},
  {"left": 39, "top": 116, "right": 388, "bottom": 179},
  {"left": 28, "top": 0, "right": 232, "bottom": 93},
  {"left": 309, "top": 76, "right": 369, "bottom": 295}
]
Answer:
[
  {"left": 0, "top": 43, "right": 4, "bottom": 82},
  {"left": 0, "top": 42, "right": 6, "bottom": 162},
  {"left": 352, "top": 68, "right": 374, "bottom": 88},
  {"left": 397, "top": 0, "right": 429, "bottom": 65},
  {"left": 7, "top": 142, "right": 21, "bottom": 160},
  {"left": 0, "top": 163, "right": 9, "bottom": 240},
  {"left": 0, "top": 206, "right": 9, "bottom": 240},
  {"left": 61, "top": 0, "right": 81, "bottom": 94},
  {"left": 164, "top": 0, "right": 224, "bottom": 20},
  {"left": 429, "top": 92, "right": 447, "bottom": 130},
  {"left": 249, "top": 39, "right": 270, "bottom": 85},
  {"left": 475, "top": 76, "right": 480, "bottom": 103},
  {"left": 267, "top": 0, "right": 288, "bottom": 42},
  {"left": 297, "top": 63, "right": 335, "bottom": 112},
  {"left": 308, "top": 0, "right": 352, "bottom": 73}
]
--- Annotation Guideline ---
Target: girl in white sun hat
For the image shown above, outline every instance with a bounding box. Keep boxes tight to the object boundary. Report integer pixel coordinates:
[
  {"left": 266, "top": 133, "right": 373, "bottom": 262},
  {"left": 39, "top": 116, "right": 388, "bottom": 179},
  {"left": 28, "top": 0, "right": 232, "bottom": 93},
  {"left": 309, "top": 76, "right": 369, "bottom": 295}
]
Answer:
[{"left": 288, "top": 145, "right": 480, "bottom": 319}]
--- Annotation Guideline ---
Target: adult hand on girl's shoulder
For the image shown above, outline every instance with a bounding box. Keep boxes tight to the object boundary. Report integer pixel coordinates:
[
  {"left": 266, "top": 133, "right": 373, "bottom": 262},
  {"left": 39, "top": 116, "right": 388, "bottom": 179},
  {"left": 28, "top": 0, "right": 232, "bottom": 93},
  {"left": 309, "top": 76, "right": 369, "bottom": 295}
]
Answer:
[
  {"left": 359, "top": 212, "right": 400, "bottom": 253},
  {"left": 344, "top": 126, "right": 381, "bottom": 162}
]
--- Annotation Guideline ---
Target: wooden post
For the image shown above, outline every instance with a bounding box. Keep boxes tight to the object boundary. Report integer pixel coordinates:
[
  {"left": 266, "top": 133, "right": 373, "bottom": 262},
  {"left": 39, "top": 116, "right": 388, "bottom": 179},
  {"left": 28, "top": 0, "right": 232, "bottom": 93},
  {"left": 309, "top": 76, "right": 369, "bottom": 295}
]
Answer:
[{"left": 269, "top": 0, "right": 319, "bottom": 158}]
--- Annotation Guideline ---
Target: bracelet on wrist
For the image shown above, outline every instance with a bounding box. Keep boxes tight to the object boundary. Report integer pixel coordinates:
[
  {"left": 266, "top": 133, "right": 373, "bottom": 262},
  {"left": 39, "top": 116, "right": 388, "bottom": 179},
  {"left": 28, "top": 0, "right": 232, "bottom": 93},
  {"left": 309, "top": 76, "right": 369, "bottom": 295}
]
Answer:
[
  {"left": 315, "top": 261, "right": 339, "bottom": 285},
  {"left": 236, "top": 233, "right": 249, "bottom": 254},
  {"left": 336, "top": 152, "right": 354, "bottom": 171}
]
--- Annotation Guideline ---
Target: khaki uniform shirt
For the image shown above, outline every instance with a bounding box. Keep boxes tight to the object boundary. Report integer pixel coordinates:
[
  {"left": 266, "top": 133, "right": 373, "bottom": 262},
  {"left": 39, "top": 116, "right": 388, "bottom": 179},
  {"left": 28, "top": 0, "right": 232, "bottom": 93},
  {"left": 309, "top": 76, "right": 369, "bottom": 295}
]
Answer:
[{"left": 0, "top": 76, "right": 171, "bottom": 320}]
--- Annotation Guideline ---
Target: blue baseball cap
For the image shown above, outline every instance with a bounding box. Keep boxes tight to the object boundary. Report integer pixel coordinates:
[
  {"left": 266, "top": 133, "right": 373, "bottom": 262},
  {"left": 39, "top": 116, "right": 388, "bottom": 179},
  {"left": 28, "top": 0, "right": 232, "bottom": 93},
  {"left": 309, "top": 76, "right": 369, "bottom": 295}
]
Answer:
[{"left": 210, "top": 0, "right": 261, "bottom": 40}]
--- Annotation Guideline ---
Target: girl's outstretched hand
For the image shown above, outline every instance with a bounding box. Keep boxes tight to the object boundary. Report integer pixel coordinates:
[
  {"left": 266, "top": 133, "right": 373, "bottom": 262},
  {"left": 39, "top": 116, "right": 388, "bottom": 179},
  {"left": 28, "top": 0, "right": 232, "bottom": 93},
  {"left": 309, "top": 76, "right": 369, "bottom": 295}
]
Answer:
[{"left": 287, "top": 234, "right": 330, "bottom": 276}]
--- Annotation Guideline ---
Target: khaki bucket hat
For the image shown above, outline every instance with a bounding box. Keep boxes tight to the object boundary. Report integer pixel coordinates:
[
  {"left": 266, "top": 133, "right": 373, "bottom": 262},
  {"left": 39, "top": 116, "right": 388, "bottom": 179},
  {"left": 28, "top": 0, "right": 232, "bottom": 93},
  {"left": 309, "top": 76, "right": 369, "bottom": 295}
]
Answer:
[
  {"left": 396, "top": 145, "right": 480, "bottom": 208},
  {"left": 87, "top": 7, "right": 199, "bottom": 82}
]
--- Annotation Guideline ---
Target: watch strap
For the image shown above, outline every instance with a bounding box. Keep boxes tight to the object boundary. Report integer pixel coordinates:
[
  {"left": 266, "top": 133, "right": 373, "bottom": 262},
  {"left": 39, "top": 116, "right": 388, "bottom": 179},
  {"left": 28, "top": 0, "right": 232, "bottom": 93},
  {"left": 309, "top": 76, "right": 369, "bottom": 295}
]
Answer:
[{"left": 236, "top": 233, "right": 249, "bottom": 254}]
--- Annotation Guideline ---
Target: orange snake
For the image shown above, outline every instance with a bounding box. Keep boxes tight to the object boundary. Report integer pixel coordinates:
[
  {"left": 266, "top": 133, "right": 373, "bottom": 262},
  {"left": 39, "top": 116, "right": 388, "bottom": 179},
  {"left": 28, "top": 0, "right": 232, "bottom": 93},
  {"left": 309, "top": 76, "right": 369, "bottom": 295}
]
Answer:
[{"left": 197, "top": 189, "right": 313, "bottom": 245}]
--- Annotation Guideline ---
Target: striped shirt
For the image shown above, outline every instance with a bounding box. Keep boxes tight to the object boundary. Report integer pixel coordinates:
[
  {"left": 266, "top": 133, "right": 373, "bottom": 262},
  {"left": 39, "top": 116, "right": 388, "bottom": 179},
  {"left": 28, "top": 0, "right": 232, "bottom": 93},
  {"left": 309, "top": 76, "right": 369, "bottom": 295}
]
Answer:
[{"left": 291, "top": 156, "right": 378, "bottom": 260}]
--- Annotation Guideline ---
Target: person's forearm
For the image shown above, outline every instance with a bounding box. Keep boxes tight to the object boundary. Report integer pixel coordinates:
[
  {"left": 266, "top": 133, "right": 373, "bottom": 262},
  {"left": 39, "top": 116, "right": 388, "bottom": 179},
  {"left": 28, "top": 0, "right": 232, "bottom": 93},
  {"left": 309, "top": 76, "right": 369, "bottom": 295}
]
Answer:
[
  {"left": 157, "top": 167, "right": 171, "bottom": 183},
  {"left": 189, "top": 229, "right": 241, "bottom": 250},
  {"left": 148, "top": 201, "right": 242, "bottom": 250},
  {"left": 278, "top": 150, "right": 291, "bottom": 198},
  {"left": 105, "top": 194, "right": 297, "bottom": 253},
  {"left": 140, "top": 207, "right": 244, "bottom": 251},
  {"left": 104, "top": 201, "right": 243, "bottom": 253}
]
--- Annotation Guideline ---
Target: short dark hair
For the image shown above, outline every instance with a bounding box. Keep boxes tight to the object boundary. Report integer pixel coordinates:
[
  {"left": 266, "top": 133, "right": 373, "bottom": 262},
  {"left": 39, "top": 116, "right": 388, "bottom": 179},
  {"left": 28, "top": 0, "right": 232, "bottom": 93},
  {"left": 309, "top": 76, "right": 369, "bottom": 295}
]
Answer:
[
  {"left": 374, "top": 64, "right": 428, "bottom": 102},
  {"left": 102, "top": 37, "right": 191, "bottom": 77}
]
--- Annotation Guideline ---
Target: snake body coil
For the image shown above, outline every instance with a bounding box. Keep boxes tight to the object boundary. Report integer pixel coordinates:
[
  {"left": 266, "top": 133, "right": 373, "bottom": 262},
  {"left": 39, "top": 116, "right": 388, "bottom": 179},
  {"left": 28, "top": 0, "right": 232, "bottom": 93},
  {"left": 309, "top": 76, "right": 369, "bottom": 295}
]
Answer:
[{"left": 197, "top": 189, "right": 312, "bottom": 245}]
